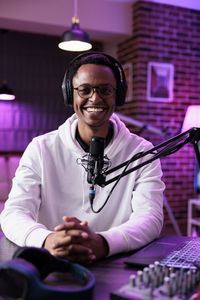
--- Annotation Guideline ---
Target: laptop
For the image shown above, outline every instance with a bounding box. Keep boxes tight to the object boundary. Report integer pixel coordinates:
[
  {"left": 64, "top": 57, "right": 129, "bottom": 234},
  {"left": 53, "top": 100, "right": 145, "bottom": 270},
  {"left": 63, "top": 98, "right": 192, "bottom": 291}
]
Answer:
[{"left": 124, "top": 235, "right": 200, "bottom": 269}]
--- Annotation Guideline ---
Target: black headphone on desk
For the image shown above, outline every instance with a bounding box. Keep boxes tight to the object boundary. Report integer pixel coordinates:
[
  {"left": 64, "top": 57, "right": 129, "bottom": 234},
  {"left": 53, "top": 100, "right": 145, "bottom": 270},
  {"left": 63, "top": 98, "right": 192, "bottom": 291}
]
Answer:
[
  {"left": 0, "top": 247, "right": 95, "bottom": 300},
  {"left": 62, "top": 51, "right": 128, "bottom": 107}
]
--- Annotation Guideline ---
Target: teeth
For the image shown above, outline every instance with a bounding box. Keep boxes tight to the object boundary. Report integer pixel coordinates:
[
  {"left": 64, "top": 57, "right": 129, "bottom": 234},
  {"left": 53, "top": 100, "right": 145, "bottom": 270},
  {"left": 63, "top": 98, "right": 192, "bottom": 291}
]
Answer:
[{"left": 86, "top": 107, "right": 104, "bottom": 112}]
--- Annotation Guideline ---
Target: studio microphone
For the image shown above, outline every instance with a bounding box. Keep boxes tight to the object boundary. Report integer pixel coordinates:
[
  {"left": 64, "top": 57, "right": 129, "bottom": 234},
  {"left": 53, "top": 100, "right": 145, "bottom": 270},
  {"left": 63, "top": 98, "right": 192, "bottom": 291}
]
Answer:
[
  {"left": 87, "top": 136, "right": 105, "bottom": 184},
  {"left": 76, "top": 136, "right": 111, "bottom": 207},
  {"left": 87, "top": 136, "right": 105, "bottom": 203}
]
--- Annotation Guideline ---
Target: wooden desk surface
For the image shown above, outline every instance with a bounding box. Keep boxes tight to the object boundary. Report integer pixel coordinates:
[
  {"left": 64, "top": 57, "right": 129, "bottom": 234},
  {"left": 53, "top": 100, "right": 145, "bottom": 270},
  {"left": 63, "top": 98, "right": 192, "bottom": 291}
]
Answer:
[{"left": 0, "top": 232, "right": 136, "bottom": 300}]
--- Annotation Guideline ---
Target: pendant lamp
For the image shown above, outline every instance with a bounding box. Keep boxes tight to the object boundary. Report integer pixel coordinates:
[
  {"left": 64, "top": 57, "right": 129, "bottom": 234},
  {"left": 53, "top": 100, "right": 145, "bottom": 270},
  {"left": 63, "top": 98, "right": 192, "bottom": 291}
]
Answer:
[
  {"left": 0, "top": 80, "right": 15, "bottom": 101},
  {"left": 0, "top": 30, "right": 15, "bottom": 101},
  {"left": 58, "top": 0, "right": 92, "bottom": 52}
]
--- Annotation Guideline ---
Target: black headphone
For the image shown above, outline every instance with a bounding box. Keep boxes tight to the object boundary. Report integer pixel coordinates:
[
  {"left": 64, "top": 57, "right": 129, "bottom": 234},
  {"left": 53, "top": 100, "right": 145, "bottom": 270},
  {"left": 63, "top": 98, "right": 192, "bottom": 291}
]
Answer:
[
  {"left": 62, "top": 51, "right": 128, "bottom": 107},
  {"left": 0, "top": 247, "right": 95, "bottom": 300}
]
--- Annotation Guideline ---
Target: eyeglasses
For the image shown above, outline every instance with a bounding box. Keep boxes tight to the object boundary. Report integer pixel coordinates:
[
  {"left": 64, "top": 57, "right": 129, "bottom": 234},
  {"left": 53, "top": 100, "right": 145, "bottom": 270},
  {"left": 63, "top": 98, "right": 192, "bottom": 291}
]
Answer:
[{"left": 73, "top": 84, "right": 116, "bottom": 99}]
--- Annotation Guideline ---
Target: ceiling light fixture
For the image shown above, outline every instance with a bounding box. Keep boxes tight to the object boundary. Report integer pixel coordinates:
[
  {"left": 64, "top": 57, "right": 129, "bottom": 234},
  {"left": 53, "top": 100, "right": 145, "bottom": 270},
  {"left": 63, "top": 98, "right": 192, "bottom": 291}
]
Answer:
[
  {"left": 0, "top": 80, "right": 15, "bottom": 101},
  {"left": 0, "top": 30, "right": 15, "bottom": 101},
  {"left": 58, "top": 0, "right": 92, "bottom": 52}
]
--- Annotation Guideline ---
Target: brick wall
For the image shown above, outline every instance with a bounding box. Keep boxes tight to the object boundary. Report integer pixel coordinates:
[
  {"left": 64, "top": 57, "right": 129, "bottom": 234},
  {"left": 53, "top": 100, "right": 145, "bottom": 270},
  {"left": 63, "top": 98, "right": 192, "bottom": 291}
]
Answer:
[{"left": 117, "top": 0, "right": 200, "bottom": 235}]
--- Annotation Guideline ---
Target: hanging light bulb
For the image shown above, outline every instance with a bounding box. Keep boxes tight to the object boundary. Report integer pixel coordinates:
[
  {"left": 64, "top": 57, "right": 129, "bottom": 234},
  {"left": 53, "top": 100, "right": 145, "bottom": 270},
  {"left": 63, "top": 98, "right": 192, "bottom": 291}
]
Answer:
[
  {"left": 58, "top": 0, "right": 92, "bottom": 52},
  {"left": 0, "top": 80, "right": 15, "bottom": 101}
]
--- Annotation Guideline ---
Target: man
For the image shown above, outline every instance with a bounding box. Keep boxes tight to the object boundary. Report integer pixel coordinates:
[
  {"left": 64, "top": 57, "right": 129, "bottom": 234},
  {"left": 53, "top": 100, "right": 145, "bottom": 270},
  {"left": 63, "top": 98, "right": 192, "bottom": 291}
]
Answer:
[{"left": 0, "top": 52, "right": 165, "bottom": 265}]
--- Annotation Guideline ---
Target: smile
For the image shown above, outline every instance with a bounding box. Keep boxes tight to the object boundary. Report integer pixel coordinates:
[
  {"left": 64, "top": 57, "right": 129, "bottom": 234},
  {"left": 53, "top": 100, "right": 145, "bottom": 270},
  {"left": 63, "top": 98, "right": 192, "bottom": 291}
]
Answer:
[{"left": 84, "top": 107, "right": 105, "bottom": 112}]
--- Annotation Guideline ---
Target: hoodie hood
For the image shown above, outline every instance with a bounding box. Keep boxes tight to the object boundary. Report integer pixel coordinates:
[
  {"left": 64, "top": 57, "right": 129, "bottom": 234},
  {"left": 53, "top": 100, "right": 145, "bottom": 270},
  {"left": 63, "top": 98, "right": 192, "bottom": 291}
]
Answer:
[{"left": 58, "top": 112, "right": 133, "bottom": 158}]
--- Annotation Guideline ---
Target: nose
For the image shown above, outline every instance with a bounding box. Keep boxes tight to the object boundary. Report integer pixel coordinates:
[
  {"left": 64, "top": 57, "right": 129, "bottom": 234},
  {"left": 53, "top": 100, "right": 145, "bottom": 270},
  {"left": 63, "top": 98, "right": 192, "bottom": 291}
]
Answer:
[{"left": 89, "top": 88, "right": 101, "bottom": 101}]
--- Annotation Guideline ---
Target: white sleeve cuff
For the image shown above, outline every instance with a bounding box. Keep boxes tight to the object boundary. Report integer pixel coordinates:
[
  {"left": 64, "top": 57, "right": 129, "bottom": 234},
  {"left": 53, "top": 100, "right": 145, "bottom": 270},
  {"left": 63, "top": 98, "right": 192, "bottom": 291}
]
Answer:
[
  {"left": 99, "top": 227, "right": 129, "bottom": 256},
  {"left": 25, "top": 227, "right": 53, "bottom": 248}
]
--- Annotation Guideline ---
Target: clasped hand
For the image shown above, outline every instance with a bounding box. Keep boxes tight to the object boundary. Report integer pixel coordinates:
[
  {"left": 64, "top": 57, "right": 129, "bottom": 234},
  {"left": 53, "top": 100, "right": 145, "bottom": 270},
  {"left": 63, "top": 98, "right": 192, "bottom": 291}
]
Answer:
[{"left": 43, "top": 216, "right": 108, "bottom": 265}]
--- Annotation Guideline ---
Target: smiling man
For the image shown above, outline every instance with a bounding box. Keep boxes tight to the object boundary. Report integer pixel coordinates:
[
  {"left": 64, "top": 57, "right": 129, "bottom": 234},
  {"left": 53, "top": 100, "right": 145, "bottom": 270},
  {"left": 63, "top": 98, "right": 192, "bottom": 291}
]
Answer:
[
  {"left": 0, "top": 52, "right": 165, "bottom": 265},
  {"left": 73, "top": 63, "right": 116, "bottom": 143}
]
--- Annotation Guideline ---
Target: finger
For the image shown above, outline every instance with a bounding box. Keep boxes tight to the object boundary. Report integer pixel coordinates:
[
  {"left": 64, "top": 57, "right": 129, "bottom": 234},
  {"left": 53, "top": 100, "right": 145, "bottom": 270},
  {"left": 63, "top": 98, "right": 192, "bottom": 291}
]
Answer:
[
  {"left": 66, "top": 229, "right": 88, "bottom": 239},
  {"left": 52, "top": 244, "right": 88, "bottom": 257},
  {"left": 51, "top": 244, "right": 96, "bottom": 264},
  {"left": 50, "top": 247, "right": 69, "bottom": 257},
  {"left": 52, "top": 235, "right": 72, "bottom": 249},
  {"left": 80, "top": 220, "right": 88, "bottom": 226},
  {"left": 53, "top": 232, "right": 88, "bottom": 250},
  {"left": 52, "top": 230, "right": 88, "bottom": 248},
  {"left": 62, "top": 216, "right": 81, "bottom": 223},
  {"left": 62, "top": 216, "right": 88, "bottom": 227},
  {"left": 67, "top": 244, "right": 96, "bottom": 263},
  {"left": 68, "top": 244, "right": 96, "bottom": 261},
  {"left": 54, "top": 221, "right": 76, "bottom": 231},
  {"left": 55, "top": 220, "right": 88, "bottom": 232},
  {"left": 54, "top": 252, "right": 94, "bottom": 264}
]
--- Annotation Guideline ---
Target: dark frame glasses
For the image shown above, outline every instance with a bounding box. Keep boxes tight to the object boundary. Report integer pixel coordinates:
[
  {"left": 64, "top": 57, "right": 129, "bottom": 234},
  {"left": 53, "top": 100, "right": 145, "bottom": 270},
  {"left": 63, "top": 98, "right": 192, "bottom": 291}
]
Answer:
[{"left": 73, "top": 84, "right": 116, "bottom": 99}]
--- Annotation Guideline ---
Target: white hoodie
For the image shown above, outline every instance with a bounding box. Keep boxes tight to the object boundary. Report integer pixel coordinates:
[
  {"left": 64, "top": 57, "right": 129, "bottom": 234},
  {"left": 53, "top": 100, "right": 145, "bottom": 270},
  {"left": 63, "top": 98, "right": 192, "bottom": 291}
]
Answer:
[{"left": 0, "top": 113, "right": 165, "bottom": 256}]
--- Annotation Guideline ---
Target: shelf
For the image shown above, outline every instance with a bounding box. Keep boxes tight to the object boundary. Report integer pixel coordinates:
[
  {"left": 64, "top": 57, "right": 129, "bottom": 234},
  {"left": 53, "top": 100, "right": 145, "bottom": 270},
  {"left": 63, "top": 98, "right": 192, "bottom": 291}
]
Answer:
[{"left": 187, "top": 198, "right": 200, "bottom": 236}]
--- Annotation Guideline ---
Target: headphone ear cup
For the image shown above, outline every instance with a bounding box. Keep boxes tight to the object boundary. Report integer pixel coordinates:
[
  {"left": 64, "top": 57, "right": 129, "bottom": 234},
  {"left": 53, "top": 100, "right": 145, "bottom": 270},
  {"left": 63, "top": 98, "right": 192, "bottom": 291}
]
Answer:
[
  {"left": 116, "top": 79, "right": 128, "bottom": 106},
  {"left": 66, "top": 80, "right": 73, "bottom": 106},
  {"left": 62, "top": 73, "right": 73, "bottom": 106},
  {"left": 61, "top": 73, "right": 67, "bottom": 105}
]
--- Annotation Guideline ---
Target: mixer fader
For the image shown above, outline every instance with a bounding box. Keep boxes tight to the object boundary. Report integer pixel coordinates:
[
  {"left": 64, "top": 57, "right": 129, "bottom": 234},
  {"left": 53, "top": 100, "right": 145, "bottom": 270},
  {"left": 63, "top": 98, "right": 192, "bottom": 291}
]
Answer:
[{"left": 110, "top": 261, "right": 200, "bottom": 300}]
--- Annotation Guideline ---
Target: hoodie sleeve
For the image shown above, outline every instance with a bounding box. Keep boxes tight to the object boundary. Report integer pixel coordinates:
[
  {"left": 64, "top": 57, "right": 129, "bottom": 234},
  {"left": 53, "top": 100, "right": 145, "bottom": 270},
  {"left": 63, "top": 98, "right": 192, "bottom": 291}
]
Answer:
[{"left": 0, "top": 139, "right": 52, "bottom": 247}]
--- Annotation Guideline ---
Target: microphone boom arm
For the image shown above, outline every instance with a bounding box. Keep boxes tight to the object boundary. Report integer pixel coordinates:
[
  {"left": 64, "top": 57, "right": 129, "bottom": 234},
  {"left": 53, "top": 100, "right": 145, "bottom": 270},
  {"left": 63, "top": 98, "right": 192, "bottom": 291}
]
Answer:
[{"left": 95, "top": 127, "right": 200, "bottom": 187}]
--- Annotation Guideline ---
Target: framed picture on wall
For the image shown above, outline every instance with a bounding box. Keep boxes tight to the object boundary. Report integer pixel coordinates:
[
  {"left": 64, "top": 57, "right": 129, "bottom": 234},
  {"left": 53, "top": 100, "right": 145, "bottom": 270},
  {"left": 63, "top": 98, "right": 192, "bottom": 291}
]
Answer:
[
  {"left": 147, "top": 62, "right": 174, "bottom": 102},
  {"left": 122, "top": 63, "right": 133, "bottom": 102}
]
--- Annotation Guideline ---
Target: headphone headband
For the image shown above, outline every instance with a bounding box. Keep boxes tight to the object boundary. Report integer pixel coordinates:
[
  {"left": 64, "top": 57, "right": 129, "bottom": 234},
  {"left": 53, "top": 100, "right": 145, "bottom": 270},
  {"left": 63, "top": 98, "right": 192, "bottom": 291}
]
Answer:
[
  {"left": 62, "top": 51, "right": 127, "bottom": 106},
  {"left": 0, "top": 247, "right": 95, "bottom": 300}
]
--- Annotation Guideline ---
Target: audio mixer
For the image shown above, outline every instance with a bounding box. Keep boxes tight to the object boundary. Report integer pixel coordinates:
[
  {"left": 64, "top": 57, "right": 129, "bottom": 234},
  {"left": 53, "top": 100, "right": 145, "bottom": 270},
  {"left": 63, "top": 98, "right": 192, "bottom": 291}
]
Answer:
[{"left": 110, "top": 261, "right": 200, "bottom": 300}]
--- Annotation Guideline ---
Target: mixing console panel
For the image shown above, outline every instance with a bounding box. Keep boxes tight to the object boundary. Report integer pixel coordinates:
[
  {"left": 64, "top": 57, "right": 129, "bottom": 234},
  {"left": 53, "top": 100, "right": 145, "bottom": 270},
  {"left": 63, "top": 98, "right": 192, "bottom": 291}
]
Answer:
[{"left": 110, "top": 261, "right": 200, "bottom": 300}]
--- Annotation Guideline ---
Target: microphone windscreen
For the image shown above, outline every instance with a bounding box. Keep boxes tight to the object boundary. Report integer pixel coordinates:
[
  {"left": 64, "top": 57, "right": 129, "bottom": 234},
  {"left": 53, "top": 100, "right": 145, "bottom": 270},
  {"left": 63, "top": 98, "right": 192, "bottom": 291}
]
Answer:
[{"left": 89, "top": 137, "right": 105, "bottom": 157}]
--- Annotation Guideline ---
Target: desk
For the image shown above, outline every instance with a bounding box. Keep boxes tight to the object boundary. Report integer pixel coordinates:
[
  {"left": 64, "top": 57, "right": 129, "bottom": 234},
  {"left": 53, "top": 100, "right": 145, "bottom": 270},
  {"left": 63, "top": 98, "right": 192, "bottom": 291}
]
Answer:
[{"left": 0, "top": 232, "right": 136, "bottom": 300}]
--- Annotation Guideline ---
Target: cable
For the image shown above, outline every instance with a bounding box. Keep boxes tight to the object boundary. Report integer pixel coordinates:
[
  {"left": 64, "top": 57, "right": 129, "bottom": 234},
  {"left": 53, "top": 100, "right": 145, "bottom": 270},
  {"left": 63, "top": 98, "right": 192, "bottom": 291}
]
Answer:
[{"left": 90, "top": 152, "right": 144, "bottom": 213}]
